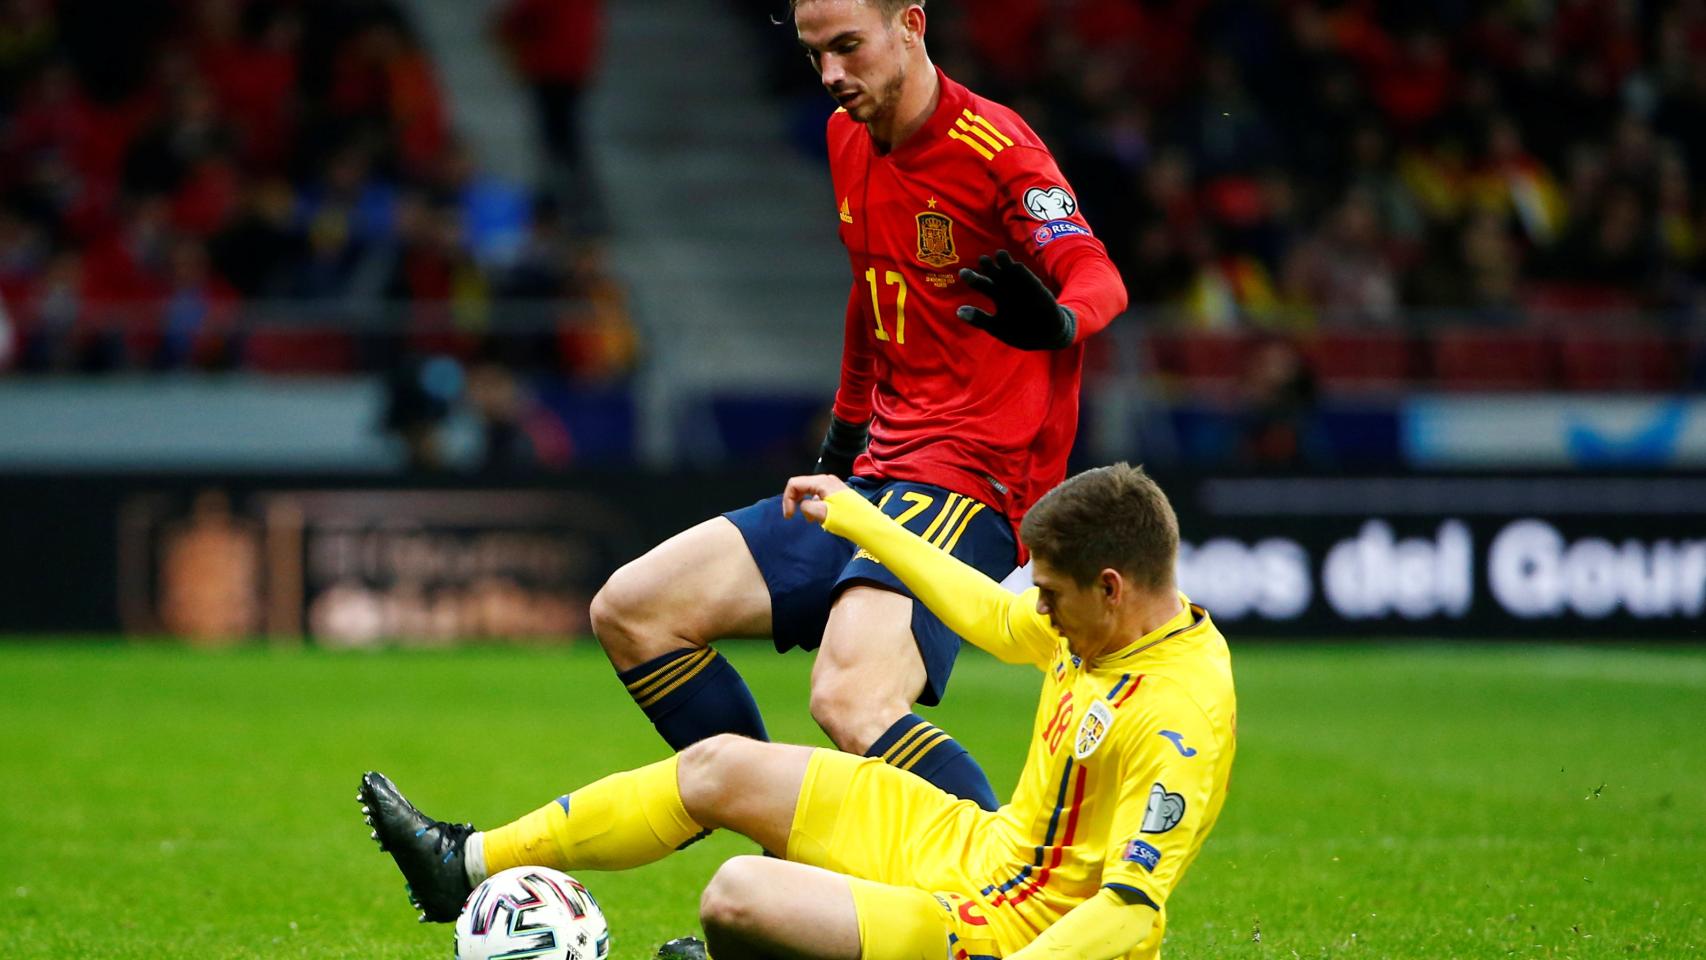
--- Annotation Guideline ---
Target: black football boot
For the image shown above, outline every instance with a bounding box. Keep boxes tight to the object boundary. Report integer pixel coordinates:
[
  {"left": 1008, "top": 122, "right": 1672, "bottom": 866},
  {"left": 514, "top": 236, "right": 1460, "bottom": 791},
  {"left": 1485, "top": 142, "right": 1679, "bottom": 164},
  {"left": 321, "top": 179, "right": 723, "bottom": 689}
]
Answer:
[
  {"left": 358, "top": 770, "right": 476, "bottom": 922},
  {"left": 654, "top": 936, "right": 709, "bottom": 960}
]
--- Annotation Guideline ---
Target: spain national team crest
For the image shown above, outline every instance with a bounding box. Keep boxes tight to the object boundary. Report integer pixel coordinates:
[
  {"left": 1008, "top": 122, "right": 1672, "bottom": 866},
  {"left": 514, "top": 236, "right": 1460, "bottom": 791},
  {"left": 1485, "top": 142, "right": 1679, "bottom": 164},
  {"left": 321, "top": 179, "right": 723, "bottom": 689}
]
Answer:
[
  {"left": 1074, "top": 699, "right": 1115, "bottom": 759},
  {"left": 915, "top": 211, "right": 959, "bottom": 268}
]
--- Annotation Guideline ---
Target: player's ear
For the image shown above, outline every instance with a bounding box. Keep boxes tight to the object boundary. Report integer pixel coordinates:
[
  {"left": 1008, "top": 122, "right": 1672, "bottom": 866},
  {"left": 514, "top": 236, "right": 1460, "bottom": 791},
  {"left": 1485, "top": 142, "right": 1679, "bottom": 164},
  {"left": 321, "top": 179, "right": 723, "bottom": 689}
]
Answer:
[
  {"left": 1099, "top": 568, "right": 1121, "bottom": 601},
  {"left": 901, "top": 4, "right": 925, "bottom": 44}
]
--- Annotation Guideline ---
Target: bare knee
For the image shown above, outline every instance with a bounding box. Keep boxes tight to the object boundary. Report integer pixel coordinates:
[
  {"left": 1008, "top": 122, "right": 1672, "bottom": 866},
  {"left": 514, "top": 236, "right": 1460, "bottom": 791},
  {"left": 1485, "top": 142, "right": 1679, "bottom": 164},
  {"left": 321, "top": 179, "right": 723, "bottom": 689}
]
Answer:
[
  {"left": 676, "top": 734, "right": 749, "bottom": 825},
  {"left": 591, "top": 519, "right": 769, "bottom": 671},
  {"left": 698, "top": 856, "right": 770, "bottom": 936},
  {"left": 809, "top": 668, "right": 907, "bottom": 755},
  {"left": 589, "top": 563, "right": 677, "bottom": 669}
]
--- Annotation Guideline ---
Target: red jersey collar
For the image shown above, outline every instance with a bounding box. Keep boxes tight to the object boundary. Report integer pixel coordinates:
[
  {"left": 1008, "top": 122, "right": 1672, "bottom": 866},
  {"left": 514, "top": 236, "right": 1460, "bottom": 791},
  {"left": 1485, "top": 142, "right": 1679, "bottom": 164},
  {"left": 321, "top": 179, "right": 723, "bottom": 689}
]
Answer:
[{"left": 877, "top": 65, "right": 967, "bottom": 160}]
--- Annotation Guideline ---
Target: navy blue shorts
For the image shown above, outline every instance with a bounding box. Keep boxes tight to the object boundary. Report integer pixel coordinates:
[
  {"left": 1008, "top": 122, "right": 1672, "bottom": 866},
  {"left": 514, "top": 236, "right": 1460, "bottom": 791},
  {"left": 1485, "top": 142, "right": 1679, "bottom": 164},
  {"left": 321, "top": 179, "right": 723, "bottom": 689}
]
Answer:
[{"left": 724, "top": 477, "right": 1017, "bottom": 707}]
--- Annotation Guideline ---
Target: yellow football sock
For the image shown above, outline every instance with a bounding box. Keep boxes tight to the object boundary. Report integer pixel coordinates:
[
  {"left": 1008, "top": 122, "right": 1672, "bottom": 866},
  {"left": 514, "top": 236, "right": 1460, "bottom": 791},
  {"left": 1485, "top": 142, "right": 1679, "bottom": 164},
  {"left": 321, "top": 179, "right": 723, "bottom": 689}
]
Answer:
[{"left": 481, "top": 756, "right": 703, "bottom": 875}]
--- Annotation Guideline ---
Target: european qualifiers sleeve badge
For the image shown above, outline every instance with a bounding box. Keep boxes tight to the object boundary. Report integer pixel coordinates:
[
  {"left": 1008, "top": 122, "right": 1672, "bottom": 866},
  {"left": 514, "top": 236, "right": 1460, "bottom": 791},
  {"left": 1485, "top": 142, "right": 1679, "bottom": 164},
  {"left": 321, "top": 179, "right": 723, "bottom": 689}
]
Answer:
[
  {"left": 1022, "top": 186, "right": 1077, "bottom": 221},
  {"left": 1021, "top": 185, "right": 1090, "bottom": 250},
  {"left": 915, "top": 211, "right": 959, "bottom": 268},
  {"left": 1140, "top": 783, "right": 1186, "bottom": 834}
]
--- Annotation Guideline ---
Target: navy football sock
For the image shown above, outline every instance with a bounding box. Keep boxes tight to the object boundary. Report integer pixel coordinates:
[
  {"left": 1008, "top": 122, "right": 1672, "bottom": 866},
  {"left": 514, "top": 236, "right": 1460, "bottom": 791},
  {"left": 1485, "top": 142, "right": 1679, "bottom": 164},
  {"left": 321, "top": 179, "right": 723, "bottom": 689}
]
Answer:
[
  {"left": 617, "top": 648, "right": 768, "bottom": 750},
  {"left": 866, "top": 713, "right": 999, "bottom": 811}
]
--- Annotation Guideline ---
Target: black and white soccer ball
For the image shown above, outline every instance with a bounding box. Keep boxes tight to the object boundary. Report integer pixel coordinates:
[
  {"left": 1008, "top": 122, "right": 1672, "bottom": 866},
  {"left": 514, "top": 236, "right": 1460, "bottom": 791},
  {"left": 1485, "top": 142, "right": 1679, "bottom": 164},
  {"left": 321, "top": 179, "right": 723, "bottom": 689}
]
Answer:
[{"left": 454, "top": 866, "right": 611, "bottom": 960}]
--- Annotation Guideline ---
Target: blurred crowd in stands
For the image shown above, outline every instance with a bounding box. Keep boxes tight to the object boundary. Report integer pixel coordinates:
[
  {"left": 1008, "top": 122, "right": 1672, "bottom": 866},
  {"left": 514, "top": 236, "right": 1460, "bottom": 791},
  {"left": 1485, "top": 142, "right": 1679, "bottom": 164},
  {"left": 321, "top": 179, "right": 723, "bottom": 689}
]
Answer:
[
  {"left": 755, "top": 0, "right": 1706, "bottom": 332},
  {"left": 5, "top": 0, "right": 1705, "bottom": 470},
  {"left": 0, "top": 0, "right": 632, "bottom": 382}
]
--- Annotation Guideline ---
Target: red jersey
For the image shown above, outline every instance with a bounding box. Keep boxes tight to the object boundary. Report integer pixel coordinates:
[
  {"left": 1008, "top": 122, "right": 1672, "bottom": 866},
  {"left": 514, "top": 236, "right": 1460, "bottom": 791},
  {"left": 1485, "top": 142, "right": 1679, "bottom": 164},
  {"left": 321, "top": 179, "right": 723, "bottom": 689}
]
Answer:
[{"left": 828, "top": 68, "right": 1127, "bottom": 531}]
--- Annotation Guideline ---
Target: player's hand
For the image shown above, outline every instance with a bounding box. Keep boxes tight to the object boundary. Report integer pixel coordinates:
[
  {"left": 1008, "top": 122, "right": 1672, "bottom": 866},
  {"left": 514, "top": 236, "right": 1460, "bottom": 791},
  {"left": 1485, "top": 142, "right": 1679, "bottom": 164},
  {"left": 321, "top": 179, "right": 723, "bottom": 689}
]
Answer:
[
  {"left": 813, "top": 415, "right": 869, "bottom": 478},
  {"left": 782, "top": 474, "right": 849, "bottom": 525},
  {"left": 957, "top": 250, "right": 1077, "bottom": 351}
]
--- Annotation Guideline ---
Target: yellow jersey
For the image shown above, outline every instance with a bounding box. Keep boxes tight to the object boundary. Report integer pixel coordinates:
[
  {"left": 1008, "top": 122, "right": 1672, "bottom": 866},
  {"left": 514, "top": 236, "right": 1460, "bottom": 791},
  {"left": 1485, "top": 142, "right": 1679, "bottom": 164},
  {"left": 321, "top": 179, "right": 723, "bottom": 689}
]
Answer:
[{"left": 820, "top": 488, "right": 1236, "bottom": 954}]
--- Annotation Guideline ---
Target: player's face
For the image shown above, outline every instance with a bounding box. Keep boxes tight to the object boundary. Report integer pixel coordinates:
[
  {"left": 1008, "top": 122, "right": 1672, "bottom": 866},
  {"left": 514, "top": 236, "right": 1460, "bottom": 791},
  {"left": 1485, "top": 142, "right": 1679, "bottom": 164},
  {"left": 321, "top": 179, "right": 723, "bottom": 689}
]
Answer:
[
  {"left": 1031, "top": 557, "right": 1115, "bottom": 655},
  {"left": 795, "top": 0, "right": 910, "bottom": 125}
]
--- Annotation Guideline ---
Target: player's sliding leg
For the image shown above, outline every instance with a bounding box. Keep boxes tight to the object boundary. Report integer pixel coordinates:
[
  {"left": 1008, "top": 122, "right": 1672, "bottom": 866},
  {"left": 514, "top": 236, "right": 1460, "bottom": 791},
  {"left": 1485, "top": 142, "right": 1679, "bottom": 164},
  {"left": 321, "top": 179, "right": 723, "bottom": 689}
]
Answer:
[
  {"left": 701, "top": 856, "right": 952, "bottom": 960},
  {"left": 482, "top": 737, "right": 812, "bottom": 876},
  {"left": 359, "top": 736, "right": 814, "bottom": 922},
  {"left": 811, "top": 586, "right": 1000, "bottom": 811},
  {"left": 590, "top": 517, "right": 770, "bottom": 748}
]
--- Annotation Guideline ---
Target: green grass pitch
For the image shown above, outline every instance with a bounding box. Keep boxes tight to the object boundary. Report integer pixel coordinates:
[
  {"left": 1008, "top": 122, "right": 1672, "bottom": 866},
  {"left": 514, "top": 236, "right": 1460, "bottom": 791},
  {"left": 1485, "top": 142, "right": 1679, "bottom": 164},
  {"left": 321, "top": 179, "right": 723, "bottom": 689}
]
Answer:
[{"left": 1, "top": 640, "right": 1702, "bottom": 958}]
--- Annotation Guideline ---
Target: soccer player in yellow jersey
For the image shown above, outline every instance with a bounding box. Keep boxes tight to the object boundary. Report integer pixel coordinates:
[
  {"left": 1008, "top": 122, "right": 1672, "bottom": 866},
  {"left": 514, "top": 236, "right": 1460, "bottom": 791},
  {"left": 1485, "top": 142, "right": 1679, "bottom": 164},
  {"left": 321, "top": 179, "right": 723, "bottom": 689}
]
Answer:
[{"left": 360, "top": 464, "right": 1236, "bottom": 960}]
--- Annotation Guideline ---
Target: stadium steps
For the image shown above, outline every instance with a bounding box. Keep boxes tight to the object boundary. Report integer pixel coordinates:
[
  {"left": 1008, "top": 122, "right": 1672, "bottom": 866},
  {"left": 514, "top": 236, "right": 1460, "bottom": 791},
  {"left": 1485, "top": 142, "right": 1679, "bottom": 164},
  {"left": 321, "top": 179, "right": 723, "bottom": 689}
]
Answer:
[
  {"left": 588, "top": 0, "right": 849, "bottom": 464},
  {"left": 399, "top": 0, "right": 538, "bottom": 185}
]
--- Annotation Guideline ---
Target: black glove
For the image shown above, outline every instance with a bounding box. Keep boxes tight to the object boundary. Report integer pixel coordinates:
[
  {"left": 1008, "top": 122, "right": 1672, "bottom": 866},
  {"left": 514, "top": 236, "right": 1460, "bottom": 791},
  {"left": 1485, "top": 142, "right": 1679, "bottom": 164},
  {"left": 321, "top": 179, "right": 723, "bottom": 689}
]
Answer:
[
  {"left": 814, "top": 415, "right": 869, "bottom": 478},
  {"left": 956, "top": 249, "right": 1077, "bottom": 350}
]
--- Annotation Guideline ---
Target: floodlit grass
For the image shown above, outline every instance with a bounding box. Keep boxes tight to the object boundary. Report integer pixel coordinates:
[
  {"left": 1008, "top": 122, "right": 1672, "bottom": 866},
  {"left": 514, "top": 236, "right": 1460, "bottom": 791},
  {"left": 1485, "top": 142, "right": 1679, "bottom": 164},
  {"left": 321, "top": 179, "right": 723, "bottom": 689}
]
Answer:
[{"left": 0, "top": 640, "right": 1701, "bottom": 958}]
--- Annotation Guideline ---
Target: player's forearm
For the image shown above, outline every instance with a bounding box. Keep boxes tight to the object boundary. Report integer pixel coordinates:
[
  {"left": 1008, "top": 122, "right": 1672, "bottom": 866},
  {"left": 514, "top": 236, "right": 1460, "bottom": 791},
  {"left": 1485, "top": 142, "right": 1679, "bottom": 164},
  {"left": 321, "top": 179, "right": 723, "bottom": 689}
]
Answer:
[
  {"left": 1006, "top": 888, "right": 1157, "bottom": 960},
  {"left": 1052, "top": 244, "right": 1127, "bottom": 343},
  {"left": 819, "top": 490, "right": 1039, "bottom": 664}
]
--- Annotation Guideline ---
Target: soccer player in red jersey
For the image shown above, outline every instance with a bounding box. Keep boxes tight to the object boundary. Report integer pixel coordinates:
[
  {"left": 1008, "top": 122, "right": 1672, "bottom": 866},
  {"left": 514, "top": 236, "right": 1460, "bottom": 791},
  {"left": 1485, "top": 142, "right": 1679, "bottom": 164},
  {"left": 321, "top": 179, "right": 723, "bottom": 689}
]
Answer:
[{"left": 590, "top": 0, "right": 1128, "bottom": 810}]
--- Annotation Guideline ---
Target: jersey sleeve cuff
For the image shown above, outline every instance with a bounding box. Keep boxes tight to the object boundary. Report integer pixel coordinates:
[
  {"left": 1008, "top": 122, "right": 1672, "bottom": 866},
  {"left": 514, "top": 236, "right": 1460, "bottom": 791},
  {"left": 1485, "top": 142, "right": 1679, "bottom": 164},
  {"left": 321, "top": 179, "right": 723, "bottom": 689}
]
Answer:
[
  {"left": 1101, "top": 883, "right": 1160, "bottom": 911},
  {"left": 821, "top": 488, "right": 878, "bottom": 538}
]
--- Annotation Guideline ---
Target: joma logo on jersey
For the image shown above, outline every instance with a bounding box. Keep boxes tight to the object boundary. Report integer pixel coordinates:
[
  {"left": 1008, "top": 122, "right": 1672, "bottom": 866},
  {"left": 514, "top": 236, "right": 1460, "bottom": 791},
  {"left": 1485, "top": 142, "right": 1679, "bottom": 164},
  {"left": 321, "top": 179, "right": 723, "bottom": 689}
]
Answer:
[{"left": 915, "top": 211, "right": 959, "bottom": 268}]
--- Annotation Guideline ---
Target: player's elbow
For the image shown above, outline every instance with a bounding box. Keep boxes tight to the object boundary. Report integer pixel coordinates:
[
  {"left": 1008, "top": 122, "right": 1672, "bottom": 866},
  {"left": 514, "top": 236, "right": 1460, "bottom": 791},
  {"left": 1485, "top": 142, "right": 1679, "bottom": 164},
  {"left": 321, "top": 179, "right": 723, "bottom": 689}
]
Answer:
[{"left": 1091, "top": 265, "right": 1129, "bottom": 327}]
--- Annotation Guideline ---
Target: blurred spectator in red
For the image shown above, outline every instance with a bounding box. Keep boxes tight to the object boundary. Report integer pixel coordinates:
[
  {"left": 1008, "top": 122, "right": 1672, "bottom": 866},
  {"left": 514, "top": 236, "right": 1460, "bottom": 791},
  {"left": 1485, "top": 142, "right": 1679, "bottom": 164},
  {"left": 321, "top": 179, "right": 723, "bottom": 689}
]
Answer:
[
  {"left": 4, "top": 58, "right": 143, "bottom": 235},
  {"left": 492, "top": 0, "right": 603, "bottom": 227},
  {"left": 328, "top": 13, "right": 448, "bottom": 178},
  {"left": 82, "top": 194, "right": 173, "bottom": 303},
  {"left": 121, "top": 77, "right": 242, "bottom": 238},
  {"left": 187, "top": 0, "right": 301, "bottom": 174}
]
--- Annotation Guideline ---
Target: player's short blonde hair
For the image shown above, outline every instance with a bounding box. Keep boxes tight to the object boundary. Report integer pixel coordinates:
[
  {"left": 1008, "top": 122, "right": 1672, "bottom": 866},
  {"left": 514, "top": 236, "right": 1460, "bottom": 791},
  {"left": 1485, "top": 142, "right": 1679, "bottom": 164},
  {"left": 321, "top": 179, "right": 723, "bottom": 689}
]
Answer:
[
  {"left": 1020, "top": 463, "right": 1179, "bottom": 592},
  {"left": 790, "top": 0, "right": 924, "bottom": 19}
]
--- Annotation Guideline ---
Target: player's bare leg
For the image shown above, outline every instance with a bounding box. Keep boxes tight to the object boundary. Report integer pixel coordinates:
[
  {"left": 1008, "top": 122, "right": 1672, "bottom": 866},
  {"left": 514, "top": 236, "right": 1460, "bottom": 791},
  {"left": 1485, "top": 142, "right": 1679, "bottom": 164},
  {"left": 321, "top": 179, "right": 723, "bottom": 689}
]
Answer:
[
  {"left": 590, "top": 517, "right": 770, "bottom": 670},
  {"left": 811, "top": 585, "right": 1000, "bottom": 809},
  {"left": 699, "top": 857, "right": 861, "bottom": 960},
  {"left": 810, "top": 585, "right": 926, "bottom": 752},
  {"left": 591, "top": 517, "right": 773, "bottom": 746},
  {"left": 674, "top": 735, "right": 811, "bottom": 853}
]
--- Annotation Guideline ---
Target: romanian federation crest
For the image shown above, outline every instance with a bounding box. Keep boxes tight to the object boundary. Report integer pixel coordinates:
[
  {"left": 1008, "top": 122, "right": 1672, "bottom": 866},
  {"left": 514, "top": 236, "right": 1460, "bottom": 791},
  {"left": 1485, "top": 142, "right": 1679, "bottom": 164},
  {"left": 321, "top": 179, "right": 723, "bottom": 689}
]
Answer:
[
  {"left": 1074, "top": 699, "right": 1115, "bottom": 759},
  {"left": 915, "top": 211, "right": 959, "bottom": 268}
]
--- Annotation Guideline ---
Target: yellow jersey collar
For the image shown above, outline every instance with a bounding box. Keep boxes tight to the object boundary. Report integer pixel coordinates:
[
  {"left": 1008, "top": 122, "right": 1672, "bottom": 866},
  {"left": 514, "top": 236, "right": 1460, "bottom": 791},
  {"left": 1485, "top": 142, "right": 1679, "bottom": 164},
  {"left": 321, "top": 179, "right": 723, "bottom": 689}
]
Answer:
[{"left": 1094, "top": 594, "right": 1202, "bottom": 667}]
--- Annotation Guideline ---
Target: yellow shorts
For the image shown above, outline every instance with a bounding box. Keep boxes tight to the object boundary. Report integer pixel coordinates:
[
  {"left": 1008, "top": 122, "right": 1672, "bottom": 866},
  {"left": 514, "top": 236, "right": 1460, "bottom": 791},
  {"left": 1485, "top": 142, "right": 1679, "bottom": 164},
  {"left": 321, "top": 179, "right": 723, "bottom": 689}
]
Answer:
[{"left": 787, "top": 749, "right": 1046, "bottom": 958}]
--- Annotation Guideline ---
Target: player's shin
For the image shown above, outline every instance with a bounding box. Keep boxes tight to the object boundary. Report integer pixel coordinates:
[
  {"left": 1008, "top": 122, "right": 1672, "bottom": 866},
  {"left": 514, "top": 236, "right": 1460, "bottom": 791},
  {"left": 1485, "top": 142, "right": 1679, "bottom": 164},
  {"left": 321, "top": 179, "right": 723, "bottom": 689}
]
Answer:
[
  {"left": 476, "top": 756, "right": 705, "bottom": 880},
  {"left": 618, "top": 648, "right": 769, "bottom": 749}
]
